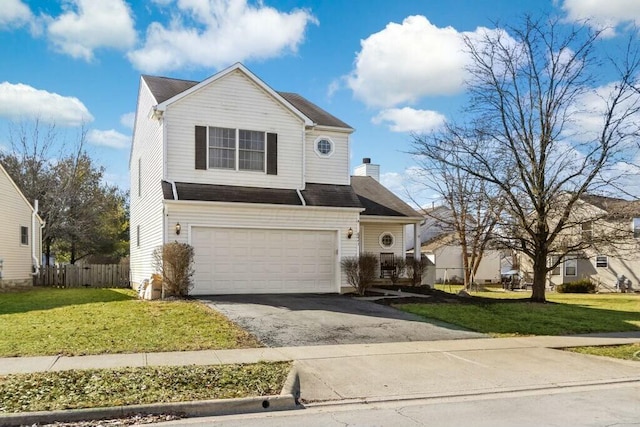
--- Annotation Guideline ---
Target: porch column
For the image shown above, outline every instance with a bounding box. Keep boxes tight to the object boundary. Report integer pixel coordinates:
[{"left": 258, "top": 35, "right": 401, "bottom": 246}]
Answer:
[{"left": 413, "top": 221, "right": 421, "bottom": 261}]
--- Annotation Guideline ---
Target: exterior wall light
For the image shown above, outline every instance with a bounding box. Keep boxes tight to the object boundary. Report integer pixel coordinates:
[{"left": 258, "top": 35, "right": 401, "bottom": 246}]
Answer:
[
  {"left": 175, "top": 222, "right": 181, "bottom": 235},
  {"left": 347, "top": 227, "right": 353, "bottom": 239}
]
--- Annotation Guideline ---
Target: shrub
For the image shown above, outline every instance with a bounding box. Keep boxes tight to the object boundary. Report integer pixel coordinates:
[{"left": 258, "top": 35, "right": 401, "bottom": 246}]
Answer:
[
  {"left": 341, "top": 253, "right": 378, "bottom": 295},
  {"left": 153, "top": 242, "right": 195, "bottom": 297},
  {"left": 556, "top": 279, "right": 596, "bottom": 294},
  {"left": 390, "top": 256, "right": 407, "bottom": 284},
  {"left": 406, "top": 257, "right": 430, "bottom": 286}
]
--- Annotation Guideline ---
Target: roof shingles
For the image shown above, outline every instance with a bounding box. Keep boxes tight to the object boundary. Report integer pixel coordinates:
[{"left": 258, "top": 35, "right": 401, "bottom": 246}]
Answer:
[{"left": 141, "top": 74, "right": 351, "bottom": 129}]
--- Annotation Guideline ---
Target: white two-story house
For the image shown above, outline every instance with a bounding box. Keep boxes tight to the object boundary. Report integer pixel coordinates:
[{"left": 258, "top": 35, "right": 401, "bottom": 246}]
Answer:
[{"left": 130, "top": 63, "right": 422, "bottom": 295}]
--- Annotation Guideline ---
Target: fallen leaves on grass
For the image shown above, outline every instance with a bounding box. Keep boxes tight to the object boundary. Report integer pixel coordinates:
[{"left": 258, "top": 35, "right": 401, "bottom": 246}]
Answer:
[{"left": 0, "top": 362, "right": 291, "bottom": 413}]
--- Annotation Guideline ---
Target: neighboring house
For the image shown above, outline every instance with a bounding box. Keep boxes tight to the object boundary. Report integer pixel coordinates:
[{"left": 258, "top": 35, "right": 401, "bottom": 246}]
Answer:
[
  {"left": 406, "top": 207, "right": 502, "bottom": 284},
  {"left": 520, "top": 194, "right": 640, "bottom": 290},
  {"left": 0, "top": 163, "right": 43, "bottom": 289},
  {"left": 130, "top": 63, "right": 422, "bottom": 295}
]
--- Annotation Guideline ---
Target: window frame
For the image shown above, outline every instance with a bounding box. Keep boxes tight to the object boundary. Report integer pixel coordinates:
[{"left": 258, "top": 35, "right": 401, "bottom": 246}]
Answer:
[
  {"left": 548, "top": 255, "right": 561, "bottom": 275},
  {"left": 20, "top": 226, "right": 28, "bottom": 246},
  {"left": 595, "top": 255, "right": 608, "bottom": 268},
  {"left": 313, "top": 136, "right": 334, "bottom": 157},
  {"left": 379, "top": 232, "right": 395, "bottom": 249},
  {"left": 581, "top": 221, "right": 593, "bottom": 242},
  {"left": 208, "top": 127, "right": 266, "bottom": 172},
  {"left": 564, "top": 257, "right": 577, "bottom": 277}
]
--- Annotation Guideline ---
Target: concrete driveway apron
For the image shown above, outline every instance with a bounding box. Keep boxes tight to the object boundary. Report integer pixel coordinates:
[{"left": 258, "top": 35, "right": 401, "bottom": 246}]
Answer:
[{"left": 199, "top": 294, "right": 484, "bottom": 347}]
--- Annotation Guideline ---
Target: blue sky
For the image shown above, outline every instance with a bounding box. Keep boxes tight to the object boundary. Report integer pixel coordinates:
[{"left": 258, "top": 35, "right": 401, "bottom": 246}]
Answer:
[{"left": 1, "top": 0, "right": 639, "bottom": 203}]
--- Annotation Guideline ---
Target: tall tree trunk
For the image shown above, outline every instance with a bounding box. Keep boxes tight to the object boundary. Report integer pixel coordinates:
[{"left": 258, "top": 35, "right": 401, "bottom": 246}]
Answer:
[
  {"left": 70, "top": 239, "right": 77, "bottom": 265},
  {"left": 45, "top": 237, "right": 51, "bottom": 266},
  {"left": 531, "top": 251, "right": 547, "bottom": 302}
]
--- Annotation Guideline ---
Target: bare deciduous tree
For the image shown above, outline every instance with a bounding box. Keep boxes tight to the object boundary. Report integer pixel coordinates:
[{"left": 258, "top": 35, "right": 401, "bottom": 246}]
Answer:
[
  {"left": 412, "top": 16, "right": 640, "bottom": 302},
  {"left": 411, "top": 147, "right": 503, "bottom": 290}
]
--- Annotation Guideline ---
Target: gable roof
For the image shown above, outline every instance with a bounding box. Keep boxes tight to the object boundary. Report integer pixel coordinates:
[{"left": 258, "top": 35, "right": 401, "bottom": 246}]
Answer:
[
  {"left": 350, "top": 176, "right": 422, "bottom": 218},
  {"left": 579, "top": 194, "right": 640, "bottom": 220},
  {"left": 142, "top": 63, "right": 352, "bottom": 129}
]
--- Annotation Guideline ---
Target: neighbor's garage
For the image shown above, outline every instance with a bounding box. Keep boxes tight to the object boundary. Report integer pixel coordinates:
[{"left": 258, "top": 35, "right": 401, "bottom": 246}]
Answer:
[{"left": 190, "top": 227, "right": 337, "bottom": 295}]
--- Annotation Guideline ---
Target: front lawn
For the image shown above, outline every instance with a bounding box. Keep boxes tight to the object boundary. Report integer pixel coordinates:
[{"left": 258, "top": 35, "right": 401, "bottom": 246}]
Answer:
[
  {"left": 397, "top": 289, "right": 640, "bottom": 336},
  {"left": 0, "top": 288, "right": 260, "bottom": 357},
  {"left": 0, "top": 362, "right": 291, "bottom": 413},
  {"left": 568, "top": 343, "right": 640, "bottom": 361}
]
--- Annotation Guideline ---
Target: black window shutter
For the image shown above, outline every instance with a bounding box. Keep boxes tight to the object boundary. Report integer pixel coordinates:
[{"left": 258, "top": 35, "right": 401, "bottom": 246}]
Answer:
[
  {"left": 266, "top": 133, "right": 277, "bottom": 175},
  {"left": 195, "top": 126, "right": 206, "bottom": 170}
]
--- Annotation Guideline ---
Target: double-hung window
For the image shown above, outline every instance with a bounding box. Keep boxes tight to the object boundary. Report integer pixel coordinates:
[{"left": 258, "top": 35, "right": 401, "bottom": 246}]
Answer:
[
  {"left": 548, "top": 255, "right": 560, "bottom": 275},
  {"left": 564, "top": 257, "right": 577, "bottom": 276},
  {"left": 209, "top": 127, "right": 236, "bottom": 169},
  {"left": 209, "top": 127, "right": 265, "bottom": 172}
]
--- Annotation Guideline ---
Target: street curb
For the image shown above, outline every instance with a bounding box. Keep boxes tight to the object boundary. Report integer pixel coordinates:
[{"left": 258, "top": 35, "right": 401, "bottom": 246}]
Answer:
[{"left": 0, "top": 368, "right": 302, "bottom": 427}]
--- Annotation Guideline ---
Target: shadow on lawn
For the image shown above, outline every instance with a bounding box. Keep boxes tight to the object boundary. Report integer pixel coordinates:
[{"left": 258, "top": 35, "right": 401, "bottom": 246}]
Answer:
[{"left": 0, "top": 287, "right": 134, "bottom": 315}]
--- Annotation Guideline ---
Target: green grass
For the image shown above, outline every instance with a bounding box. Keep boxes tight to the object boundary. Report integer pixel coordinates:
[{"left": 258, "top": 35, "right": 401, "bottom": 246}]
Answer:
[
  {"left": 397, "top": 288, "right": 640, "bottom": 336},
  {"left": 0, "top": 288, "right": 260, "bottom": 357},
  {"left": 568, "top": 343, "right": 640, "bottom": 361},
  {"left": 0, "top": 362, "right": 291, "bottom": 413}
]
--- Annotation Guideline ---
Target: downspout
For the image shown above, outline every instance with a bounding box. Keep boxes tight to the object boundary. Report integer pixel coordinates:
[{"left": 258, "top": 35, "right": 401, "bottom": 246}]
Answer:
[
  {"left": 31, "top": 199, "right": 40, "bottom": 275},
  {"left": 296, "top": 189, "right": 306, "bottom": 206},
  {"left": 301, "top": 124, "right": 306, "bottom": 190}
]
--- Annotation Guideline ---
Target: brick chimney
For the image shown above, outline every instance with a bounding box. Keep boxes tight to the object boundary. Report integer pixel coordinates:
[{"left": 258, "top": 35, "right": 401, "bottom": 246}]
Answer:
[{"left": 353, "top": 157, "right": 380, "bottom": 182}]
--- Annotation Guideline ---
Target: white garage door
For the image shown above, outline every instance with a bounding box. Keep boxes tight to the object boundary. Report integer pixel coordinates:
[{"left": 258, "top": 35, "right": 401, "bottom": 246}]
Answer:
[{"left": 191, "top": 227, "right": 337, "bottom": 294}]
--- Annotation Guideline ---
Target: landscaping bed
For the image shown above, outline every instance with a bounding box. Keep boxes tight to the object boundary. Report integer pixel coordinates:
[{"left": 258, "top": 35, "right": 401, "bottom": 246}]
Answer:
[
  {"left": 0, "top": 362, "right": 291, "bottom": 413},
  {"left": 0, "top": 288, "right": 261, "bottom": 357}
]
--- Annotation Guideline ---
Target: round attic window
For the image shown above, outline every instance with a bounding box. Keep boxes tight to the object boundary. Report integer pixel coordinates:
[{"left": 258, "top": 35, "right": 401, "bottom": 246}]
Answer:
[
  {"left": 314, "top": 137, "right": 334, "bottom": 157},
  {"left": 379, "top": 232, "right": 395, "bottom": 249}
]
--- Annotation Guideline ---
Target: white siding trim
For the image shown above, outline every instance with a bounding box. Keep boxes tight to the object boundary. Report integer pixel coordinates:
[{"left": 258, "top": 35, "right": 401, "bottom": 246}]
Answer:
[{"left": 156, "top": 63, "right": 314, "bottom": 126}]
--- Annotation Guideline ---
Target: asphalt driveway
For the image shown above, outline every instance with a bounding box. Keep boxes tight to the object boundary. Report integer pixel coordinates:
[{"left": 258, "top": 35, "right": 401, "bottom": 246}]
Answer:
[{"left": 199, "top": 294, "right": 485, "bottom": 347}]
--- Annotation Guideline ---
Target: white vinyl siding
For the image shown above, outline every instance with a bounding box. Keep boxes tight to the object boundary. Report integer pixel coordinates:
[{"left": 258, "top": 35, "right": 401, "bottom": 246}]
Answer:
[
  {"left": 305, "top": 129, "right": 350, "bottom": 185},
  {"left": 129, "top": 80, "right": 165, "bottom": 288},
  {"left": 360, "top": 222, "right": 405, "bottom": 278},
  {"left": 165, "top": 202, "right": 360, "bottom": 291},
  {"left": 165, "top": 70, "right": 303, "bottom": 189},
  {"left": 0, "top": 167, "right": 41, "bottom": 282}
]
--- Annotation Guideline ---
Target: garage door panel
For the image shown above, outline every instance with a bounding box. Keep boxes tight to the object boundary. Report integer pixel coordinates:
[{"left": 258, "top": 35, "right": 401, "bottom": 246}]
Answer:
[{"left": 191, "top": 227, "right": 337, "bottom": 295}]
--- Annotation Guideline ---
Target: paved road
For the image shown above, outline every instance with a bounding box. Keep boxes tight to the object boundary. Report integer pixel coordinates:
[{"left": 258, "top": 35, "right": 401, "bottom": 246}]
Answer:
[
  {"left": 156, "top": 381, "right": 640, "bottom": 426},
  {"left": 199, "top": 294, "right": 483, "bottom": 347}
]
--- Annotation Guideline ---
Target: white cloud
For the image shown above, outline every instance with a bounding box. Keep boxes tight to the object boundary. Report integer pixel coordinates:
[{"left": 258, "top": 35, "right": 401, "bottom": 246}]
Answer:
[
  {"left": 120, "top": 112, "right": 136, "bottom": 129},
  {"left": 380, "top": 167, "right": 438, "bottom": 207},
  {"left": 46, "top": 0, "right": 136, "bottom": 61},
  {"left": 0, "top": 82, "right": 93, "bottom": 126},
  {"left": 87, "top": 129, "right": 131, "bottom": 149},
  {"left": 372, "top": 107, "right": 446, "bottom": 133},
  {"left": 562, "top": 0, "right": 640, "bottom": 37},
  {"left": 128, "top": 0, "right": 317, "bottom": 73},
  {"left": 564, "top": 81, "right": 640, "bottom": 146},
  {"left": 0, "top": 0, "right": 32, "bottom": 29},
  {"left": 347, "top": 16, "right": 504, "bottom": 108}
]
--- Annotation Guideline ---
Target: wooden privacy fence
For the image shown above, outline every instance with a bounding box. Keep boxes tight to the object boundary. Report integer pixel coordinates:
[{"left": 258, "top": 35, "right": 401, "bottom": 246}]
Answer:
[{"left": 35, "top": 264, "right": 130, "bottom": 288}]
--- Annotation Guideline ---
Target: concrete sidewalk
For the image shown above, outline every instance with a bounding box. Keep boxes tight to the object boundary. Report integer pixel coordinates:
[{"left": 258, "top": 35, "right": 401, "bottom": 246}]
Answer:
[
  {"left": 2, "top": 332, "right": 639, "bottom": 408},
  {"left": 1, "top": 333, "right": 639, "bottom": 376}
]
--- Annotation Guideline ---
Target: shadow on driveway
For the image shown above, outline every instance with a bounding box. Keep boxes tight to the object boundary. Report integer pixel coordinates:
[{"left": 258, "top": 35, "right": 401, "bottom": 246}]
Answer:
[{"left": 198, "top": 294, "right": 485, "bottom": 347}]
